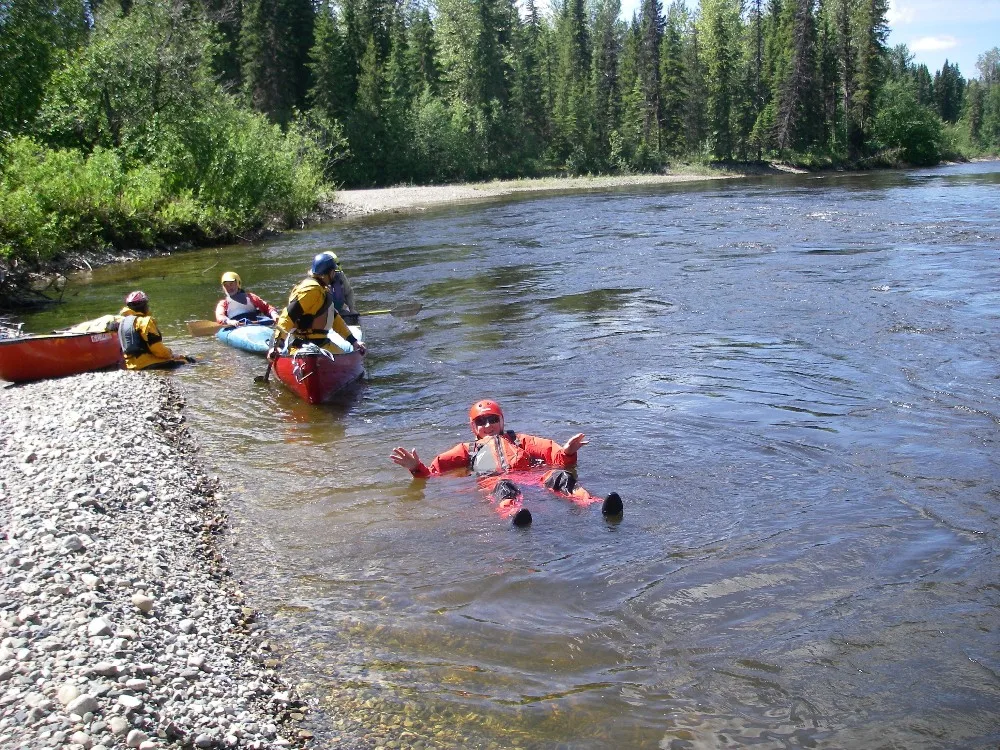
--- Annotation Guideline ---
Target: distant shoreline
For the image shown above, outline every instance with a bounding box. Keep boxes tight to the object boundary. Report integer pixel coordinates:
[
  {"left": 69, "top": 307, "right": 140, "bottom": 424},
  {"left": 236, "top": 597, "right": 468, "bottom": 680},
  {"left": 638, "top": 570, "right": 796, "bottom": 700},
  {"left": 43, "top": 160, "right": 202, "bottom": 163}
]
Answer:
[{"left": 322, "top": 166, "right": 794, "bottom": 219}]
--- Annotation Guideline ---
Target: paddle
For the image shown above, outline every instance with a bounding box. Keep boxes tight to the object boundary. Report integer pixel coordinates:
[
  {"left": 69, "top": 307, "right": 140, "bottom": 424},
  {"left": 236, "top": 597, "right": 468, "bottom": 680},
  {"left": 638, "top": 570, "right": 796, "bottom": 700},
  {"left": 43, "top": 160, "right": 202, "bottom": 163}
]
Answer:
[
  {"left": 254, "top": 359, "right": 273, "bottom": 384},
  {"left": 187, "top": 320, "right": 231, "bottom": 336},
  {"left": 187, "top": 318, "right": 276, "bottom": 336},
  {"left": 362, "top": 302, "right": 422, "bottom": 318},
  {"left": 189, "top": 305, "right": 418, "bottom": 336}
]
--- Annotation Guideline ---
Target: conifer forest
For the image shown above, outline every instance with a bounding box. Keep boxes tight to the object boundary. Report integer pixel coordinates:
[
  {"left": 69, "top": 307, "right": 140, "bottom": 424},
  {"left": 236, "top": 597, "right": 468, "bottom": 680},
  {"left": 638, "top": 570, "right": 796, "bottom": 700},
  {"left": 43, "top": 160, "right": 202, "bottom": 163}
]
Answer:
[{"left": 2, "top": 0, "right": 999, "bottom": 269}]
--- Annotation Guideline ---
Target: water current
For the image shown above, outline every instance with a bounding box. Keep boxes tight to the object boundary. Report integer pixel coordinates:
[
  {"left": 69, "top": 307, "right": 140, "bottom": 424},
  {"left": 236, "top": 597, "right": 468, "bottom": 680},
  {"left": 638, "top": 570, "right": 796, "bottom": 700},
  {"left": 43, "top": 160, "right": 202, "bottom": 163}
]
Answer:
[{"left": 21, "top": 163, "right": 1000, "bottom": 749}]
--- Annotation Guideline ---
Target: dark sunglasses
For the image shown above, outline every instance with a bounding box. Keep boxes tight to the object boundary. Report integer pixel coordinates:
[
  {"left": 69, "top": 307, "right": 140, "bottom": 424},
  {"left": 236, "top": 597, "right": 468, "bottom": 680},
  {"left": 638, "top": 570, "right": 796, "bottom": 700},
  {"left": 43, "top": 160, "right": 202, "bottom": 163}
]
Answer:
[{"left": 474, "top": 415, "right": 500, "bottom": 427}]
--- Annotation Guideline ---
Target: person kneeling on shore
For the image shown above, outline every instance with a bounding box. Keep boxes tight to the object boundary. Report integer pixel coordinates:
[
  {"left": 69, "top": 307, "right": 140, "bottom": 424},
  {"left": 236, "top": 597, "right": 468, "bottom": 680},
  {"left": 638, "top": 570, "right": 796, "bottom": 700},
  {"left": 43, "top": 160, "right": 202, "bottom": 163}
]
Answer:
[
  {"left": 390, "top": 399, "right": 623, "bottom": 527},
  {"left": 268, "top": 253, "right": 366, "bottom": 359},
  {"left": 215, "top": 271, "right": 279, "bottom": 326},
  {"left": 118, "top": 291, "right": 195, "bottom": 370}
]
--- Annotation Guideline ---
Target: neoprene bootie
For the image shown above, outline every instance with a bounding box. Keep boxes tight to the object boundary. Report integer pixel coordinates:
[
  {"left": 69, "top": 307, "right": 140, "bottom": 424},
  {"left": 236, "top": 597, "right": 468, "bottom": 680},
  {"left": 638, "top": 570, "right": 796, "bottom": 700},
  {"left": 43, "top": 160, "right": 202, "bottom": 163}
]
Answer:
[
  {"left": 512, "top": 508, "right": 532, "bottom": 527},
  {"left": 601, "top": 493, "right": 623, "bottom": 517}
]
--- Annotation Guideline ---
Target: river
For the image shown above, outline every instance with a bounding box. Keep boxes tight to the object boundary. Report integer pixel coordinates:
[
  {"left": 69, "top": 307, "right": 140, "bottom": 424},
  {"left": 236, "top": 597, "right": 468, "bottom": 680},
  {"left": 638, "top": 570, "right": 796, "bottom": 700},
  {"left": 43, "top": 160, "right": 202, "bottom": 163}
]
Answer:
[{"left": 21, "top": 163, "right": 1000, "bottom": 749}]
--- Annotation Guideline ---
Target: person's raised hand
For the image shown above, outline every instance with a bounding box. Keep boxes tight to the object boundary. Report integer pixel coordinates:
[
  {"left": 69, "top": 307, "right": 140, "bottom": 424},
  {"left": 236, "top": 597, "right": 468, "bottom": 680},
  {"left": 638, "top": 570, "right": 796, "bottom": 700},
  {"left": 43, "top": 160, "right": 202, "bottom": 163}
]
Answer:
[
  {"left": 562, "top": 433, "right": 589, "bottom": 455},
  {"left": 390, "top": 447, "right": 420, "bottom": 472}
]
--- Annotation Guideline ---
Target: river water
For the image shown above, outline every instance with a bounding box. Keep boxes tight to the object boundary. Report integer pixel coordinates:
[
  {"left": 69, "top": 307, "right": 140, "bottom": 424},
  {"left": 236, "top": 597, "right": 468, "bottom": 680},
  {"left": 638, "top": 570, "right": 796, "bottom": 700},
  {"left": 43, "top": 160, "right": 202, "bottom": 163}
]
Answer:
[{"left": 21, "top": 163, "right": 1000, "bottom": 749}]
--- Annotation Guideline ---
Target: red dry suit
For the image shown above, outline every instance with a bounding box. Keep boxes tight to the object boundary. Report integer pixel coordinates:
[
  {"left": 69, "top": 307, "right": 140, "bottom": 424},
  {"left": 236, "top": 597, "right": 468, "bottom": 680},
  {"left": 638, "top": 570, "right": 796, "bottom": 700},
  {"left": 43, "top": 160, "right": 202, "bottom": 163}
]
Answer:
[{"left": 405, "top": 430, "right": 598, "bottom": 516}]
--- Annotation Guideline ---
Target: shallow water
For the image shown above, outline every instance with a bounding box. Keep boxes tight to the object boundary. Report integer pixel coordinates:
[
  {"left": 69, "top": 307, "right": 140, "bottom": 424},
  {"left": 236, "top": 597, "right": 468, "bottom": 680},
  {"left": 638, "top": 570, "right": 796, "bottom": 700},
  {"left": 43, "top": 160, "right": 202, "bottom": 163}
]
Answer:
[{"left": 21, "top": 163, "right": 1000, "bottom": 748}]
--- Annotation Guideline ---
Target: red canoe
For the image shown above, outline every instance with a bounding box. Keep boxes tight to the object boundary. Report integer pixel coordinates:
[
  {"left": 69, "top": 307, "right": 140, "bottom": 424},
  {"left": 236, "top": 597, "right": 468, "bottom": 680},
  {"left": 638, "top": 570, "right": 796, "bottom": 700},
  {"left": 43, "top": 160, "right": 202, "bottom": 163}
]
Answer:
[
  {"left": 0, "top": 331, "right": 123, "bottom": 383},
  {"left": 272, "top": 344, "right": 364, "bottom": 404}
]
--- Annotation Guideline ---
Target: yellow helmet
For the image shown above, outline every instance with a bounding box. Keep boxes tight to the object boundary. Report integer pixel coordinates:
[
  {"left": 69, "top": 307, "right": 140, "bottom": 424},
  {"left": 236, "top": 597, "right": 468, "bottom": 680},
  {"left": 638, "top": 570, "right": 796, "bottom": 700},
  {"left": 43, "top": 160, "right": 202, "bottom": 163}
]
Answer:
[{"left": 221, "top": 271, "right": 242, "bottom": 289}]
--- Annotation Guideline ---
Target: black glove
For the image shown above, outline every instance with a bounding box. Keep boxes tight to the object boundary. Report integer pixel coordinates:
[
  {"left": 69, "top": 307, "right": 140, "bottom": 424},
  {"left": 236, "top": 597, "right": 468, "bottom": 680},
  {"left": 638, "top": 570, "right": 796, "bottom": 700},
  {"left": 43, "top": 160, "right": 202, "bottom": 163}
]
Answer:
[{"left": 184, "top": 355, "right": 196, "bottom": 364}]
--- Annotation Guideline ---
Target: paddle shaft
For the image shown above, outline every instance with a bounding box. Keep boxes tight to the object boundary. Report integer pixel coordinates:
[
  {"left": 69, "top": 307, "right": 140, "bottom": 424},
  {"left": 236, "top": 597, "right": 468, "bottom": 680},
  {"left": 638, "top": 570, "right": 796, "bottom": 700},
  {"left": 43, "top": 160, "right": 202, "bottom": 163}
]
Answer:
[
  {"left": 361, "top": 302, "right": 422, "bottom": 318},
  {"left": 255, "top": 359, "right": 273, "bottom": 384}
]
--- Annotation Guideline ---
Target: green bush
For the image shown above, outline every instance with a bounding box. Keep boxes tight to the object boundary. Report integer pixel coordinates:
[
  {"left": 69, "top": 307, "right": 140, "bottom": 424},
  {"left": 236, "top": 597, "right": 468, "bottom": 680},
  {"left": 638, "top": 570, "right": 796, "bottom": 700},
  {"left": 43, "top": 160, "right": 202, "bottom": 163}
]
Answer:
[
  {"left": 0, "top": 0, "right": 328, "bottom": 267},
  {"left": 874, "top": 79, "right": 943, "bottom": 166}
]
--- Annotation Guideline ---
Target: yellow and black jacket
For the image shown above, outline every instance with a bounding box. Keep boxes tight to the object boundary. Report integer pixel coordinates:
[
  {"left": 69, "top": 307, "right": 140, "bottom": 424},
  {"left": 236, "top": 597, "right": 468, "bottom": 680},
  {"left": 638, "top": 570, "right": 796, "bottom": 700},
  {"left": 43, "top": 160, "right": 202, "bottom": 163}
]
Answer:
[
  {"left": 274, "top": 277, "right": 356, "bottom": 349},
  {"left": 117, "top": 307, "right": 176, "bottom": 370}
]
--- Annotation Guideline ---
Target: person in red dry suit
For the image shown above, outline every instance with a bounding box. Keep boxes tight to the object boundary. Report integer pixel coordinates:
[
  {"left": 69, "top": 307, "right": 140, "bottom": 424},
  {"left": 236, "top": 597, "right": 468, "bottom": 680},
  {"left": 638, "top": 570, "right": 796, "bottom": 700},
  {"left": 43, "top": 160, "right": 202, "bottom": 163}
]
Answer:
[{"left": 390, "top": 400, "right": 623, "bottom": 527}]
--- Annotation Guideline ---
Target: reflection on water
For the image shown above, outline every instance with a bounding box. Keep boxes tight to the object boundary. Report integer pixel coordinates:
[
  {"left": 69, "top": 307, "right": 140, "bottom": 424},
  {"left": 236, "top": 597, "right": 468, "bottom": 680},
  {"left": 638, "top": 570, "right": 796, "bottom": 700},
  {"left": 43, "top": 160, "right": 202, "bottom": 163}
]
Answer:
[{"left": 20, "top": 163, "right": 1000, "bottom": 749}]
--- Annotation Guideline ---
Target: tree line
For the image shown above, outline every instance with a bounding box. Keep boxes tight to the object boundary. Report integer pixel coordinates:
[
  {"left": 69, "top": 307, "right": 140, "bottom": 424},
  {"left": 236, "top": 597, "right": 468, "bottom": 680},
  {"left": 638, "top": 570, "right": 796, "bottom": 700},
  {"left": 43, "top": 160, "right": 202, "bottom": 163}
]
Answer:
[{"left": 2, "top": 0, "right": 999, "bottom": 277}]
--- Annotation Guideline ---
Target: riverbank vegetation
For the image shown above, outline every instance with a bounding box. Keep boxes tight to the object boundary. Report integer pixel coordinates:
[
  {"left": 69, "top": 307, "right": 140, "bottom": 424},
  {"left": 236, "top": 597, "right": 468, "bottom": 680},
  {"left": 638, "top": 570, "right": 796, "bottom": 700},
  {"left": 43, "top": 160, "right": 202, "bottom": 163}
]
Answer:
[{"left": 2, "top": 0, "right": 1000, "bottom": 304}]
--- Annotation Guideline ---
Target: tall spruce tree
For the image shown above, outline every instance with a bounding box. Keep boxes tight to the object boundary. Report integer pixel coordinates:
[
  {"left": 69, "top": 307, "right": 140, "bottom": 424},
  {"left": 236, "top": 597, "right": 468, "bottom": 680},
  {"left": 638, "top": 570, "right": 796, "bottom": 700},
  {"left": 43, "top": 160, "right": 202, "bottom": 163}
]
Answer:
[
  {"left": 636, "top": 0, "right": 664, "bottom": 151},
  {"left": 659, "top": 1, "right": 688, "bottom": 154},
  {"left": 309, "top": 2, "right": 352, "bottom": 119},
  {"left": 591, "top": 0, "right": 623, "bottom": 162},
  {"left": 512, "top": 0, "right": 548, "bottom": 152},
  {"left": 240, "top": 0, "right": 315, "bottom": 126},
  {"left": 683, "top": 17, "right": 708, "bottom": 153},
  {"left": 851, "top": 0, "right": 889, "bottom": 154},
  {"left": 816, "top": 0, "right": 840, "bottom": 151},
  {"left": 740, "top": 0, "right": 768, "bottom": 159},
  {"left": 934, "top": 60, "right": 964, "bottom": 123},
  {"left": 553, "top": 0, "right": 593, "bottom": 168},
  {"left": 699, "top": 0, "right": 742, "bottom": 160},
  {"left": 772, "top": 0, "right": 821, "bottom": 153}
]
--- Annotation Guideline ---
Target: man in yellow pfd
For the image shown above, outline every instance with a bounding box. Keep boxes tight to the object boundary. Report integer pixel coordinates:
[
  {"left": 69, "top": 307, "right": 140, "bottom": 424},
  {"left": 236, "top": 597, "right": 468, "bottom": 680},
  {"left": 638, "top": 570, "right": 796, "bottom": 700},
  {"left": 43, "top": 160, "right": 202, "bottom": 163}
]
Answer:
[
  {"left": 118, "top": 290, "right": 194, "bottom": 370},
  {"left": 269, "top": 253, "right": 366, "bottom": 358}
]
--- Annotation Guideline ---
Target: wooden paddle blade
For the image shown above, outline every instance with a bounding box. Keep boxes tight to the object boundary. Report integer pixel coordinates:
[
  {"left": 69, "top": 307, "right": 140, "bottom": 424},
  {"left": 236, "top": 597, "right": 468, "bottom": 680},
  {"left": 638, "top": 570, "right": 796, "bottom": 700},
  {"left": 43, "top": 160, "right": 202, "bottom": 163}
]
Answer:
[{"left": 187, "top": 320, "right": 228, "bottom": 336}]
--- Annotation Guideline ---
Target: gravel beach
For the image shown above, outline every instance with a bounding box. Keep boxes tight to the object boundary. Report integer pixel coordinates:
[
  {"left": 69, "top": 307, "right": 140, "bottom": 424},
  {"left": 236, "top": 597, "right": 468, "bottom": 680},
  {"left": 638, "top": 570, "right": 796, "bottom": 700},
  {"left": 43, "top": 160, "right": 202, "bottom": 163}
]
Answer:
[
  {"left": 0, "top": 371, "right": 310, "bottom": 750},
  {"left": 327, "top": 171, "right": 746, "bottom": 218}
]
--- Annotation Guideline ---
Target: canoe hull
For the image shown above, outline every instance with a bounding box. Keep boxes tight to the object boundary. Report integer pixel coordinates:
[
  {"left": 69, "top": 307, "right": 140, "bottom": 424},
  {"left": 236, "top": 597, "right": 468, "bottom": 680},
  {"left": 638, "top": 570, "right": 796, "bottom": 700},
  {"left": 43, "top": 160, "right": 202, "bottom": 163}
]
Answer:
[
  {"left": 0, "top": 332, "right": 123, "bottom": 383},
  {"left": 216, "top": 325, "right": 273, "bottom": 354},
  {"left": 273, "top": 347, "right": 364, "bottom": 404}
]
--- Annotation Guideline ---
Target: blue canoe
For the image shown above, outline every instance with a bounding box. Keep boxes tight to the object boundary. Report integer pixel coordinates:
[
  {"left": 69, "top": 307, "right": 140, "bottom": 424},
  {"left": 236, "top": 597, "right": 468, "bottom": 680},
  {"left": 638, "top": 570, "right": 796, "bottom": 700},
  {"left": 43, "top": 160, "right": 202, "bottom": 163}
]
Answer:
[{"left": 216, "top": 324, "right": 274, "bottom": 354}]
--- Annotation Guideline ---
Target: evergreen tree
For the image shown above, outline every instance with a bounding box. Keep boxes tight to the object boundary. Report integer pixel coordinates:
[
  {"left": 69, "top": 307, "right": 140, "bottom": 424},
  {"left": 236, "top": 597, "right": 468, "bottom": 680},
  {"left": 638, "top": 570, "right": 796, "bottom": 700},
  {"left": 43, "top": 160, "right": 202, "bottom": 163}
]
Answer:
[
  {"left": 591, "top": 0, "right": 623, "bottom": 163},
  {"left": 618, "top": 14, "right": 646, "bottom": 167},
  {"left": 198, "top": 0, "right": 243, "bottom": 90},
  {"left": 407, "top": 4, "right": 440, "bottom": 94},
  {"left": 240, "top": 0, "right": 315, "bottom": 126},
  {"left": 964, "top": 79, "right": 984, "bottom": 145},
  {"left": 552, "top": 0, "right": 593, "bottom": 169},
  {"left": 699, "top": 0, "right": 742, "bottom": 160},
  {"left": 772, "top": 0, "right": 821, "bottom": 154},
  {"left": 512, "top": 0, "right": 549, "bottom": 153},
  {"left": 912, "top": 63, "right": 933, "bottom": 107},
  {"left": 740, "top": 0, "right": 768, "bottom": 159},
  {"left": 851, "top": 0, "right": 889, "bottom": 155},
  {"left": 636, "top": 0, "right": 663, "bottom": 151},
  {"left": 683, "top": 18, "right": 708, "bottom": 153},
  {"left": 309, "top": 2, "right": 352, "bottom": 119},
  {"left": 934, "top": 60, "right": 964, "bottom": 123},
  {"left": 659, "top": 1, "right": 688, "bottom": 154},
  {"left": 816, "top": 0, "right": 841, "bottom": 151}
]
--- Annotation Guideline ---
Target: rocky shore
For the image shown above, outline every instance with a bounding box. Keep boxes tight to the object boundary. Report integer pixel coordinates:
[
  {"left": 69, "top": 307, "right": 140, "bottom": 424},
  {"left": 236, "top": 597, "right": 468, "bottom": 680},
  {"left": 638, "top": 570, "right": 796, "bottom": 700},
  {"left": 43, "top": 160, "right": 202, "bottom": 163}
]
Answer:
[{"left": 0, "top": 371, "right": 311, "bottom": 750}]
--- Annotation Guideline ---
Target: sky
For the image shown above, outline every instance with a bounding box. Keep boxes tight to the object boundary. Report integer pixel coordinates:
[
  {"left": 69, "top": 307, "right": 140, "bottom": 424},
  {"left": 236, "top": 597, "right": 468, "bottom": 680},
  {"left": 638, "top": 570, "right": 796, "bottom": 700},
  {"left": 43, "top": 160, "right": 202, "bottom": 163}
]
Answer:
[
  {"left": 610, "top": 0, "right": 1000, "bottom": 80},
  {"left": 885, "top": 0, "right": 1000, "bottom": 78}
]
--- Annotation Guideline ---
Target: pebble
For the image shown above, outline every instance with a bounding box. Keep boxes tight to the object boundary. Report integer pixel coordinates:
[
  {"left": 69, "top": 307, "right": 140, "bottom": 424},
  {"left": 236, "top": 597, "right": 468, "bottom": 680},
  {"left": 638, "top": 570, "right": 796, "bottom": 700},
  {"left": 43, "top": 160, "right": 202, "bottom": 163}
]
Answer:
[{"left": 0, "top": 372, "right": 309, "bottom": 750}]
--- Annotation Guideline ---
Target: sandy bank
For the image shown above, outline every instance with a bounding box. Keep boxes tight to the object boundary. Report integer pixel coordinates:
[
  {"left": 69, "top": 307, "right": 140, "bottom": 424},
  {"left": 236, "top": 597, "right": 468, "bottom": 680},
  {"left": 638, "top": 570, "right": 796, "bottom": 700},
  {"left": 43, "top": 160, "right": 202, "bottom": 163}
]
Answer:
[{"left": 326, "top": 170, "right": 762, "bottom": 218}]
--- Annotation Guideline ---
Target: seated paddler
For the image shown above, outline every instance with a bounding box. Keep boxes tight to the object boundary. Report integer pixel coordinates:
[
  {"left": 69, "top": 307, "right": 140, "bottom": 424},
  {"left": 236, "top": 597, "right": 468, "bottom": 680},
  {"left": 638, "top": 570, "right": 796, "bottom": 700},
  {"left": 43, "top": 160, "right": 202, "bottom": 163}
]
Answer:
[
  {"left": 390, "top": 400, "right": 624, "bottom": 527},
  {"left": 215, "top": 271, "right": 279, "bottom": 326},
  {"left": 326, "top": 252, "right": 358, "bottom": 323},
  {"left": 268, "top": 253, "right": 366, "bottom": 359},
  {"left": 118, "top": 290, "right": 195, "bottom": 371}
]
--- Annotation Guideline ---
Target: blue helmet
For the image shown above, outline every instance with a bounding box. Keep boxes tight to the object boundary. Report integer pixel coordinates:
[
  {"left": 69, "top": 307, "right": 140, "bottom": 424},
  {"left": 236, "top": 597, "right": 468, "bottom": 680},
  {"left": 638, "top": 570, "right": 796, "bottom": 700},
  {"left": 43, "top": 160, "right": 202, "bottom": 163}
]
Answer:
[{"left": 310, "top": 252, "right": 339, "bottom": 276}]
